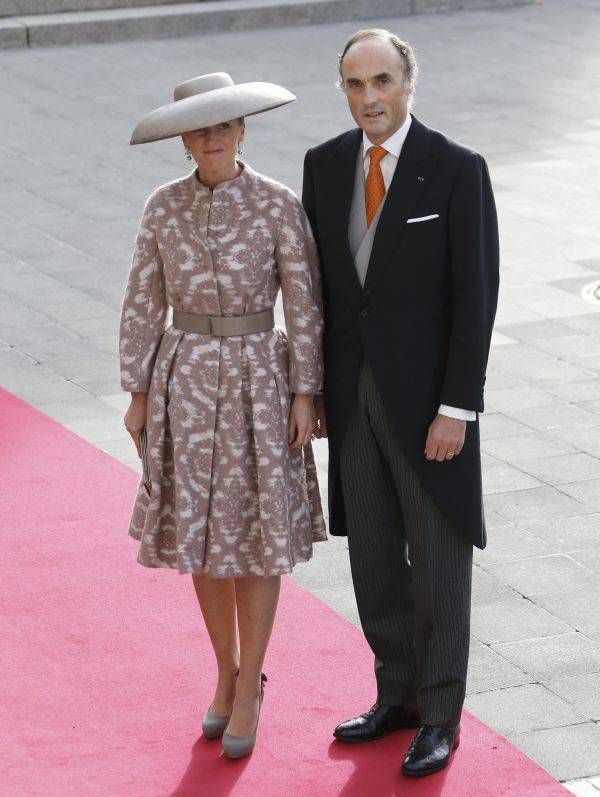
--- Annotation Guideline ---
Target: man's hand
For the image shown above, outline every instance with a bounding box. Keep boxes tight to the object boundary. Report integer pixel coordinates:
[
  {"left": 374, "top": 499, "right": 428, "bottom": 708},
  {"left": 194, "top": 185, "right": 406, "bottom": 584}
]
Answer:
[
  {"left": 313, "top": 394, "right": 328, "bottom": 439},
  {"left": 424, "top": 413, "right": 466, "bottom": 462}
]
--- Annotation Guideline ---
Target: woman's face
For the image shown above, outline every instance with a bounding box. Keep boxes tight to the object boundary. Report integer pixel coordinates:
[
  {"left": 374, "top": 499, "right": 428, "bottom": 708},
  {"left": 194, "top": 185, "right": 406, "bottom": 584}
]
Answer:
[{"left": 182, "top": 119, "right": 244, "bottom": 173}]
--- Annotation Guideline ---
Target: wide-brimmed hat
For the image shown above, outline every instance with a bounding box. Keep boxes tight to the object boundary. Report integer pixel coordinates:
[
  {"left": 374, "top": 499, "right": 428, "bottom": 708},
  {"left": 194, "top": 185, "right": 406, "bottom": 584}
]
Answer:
[{"left": 130, "top": 72, "right": 296, "bottom": 145}]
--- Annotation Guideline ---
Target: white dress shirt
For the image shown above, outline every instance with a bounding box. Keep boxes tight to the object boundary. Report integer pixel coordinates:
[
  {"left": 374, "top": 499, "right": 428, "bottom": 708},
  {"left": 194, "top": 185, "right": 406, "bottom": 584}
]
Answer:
[{"left": 363, "top": 115, "right": 477, "bottom": 422}]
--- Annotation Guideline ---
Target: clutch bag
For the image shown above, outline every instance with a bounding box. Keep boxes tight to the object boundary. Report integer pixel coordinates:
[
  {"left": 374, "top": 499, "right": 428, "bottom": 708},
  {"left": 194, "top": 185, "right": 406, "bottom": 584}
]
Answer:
[{"left": 139, "top": 427, "right": 152, "bottom": 495}]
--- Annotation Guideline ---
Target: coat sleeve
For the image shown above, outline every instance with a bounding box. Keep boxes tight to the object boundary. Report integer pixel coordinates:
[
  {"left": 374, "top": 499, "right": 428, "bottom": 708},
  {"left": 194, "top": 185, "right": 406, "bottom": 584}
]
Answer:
[
  {"left": 118, "top": 192, "right": 168, "bottom": 393},
  {"left": 302, "top": 148, "right": 327, "bottom": 397},
  {"left": 439, "top": 151, "right": 500, "bottom": 412},
  {"left": 275, "top": 189, "right": 324, "bottom": 395},
  {"left": 301, "top": 148, "right": 319, "bottom": 248}
]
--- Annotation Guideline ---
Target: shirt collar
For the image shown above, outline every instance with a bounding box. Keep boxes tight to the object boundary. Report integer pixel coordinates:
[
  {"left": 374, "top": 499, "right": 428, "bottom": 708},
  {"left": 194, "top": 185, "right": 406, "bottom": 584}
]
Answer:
[{"left": 362, "top": 112, "right": 412, "bottom": 160}]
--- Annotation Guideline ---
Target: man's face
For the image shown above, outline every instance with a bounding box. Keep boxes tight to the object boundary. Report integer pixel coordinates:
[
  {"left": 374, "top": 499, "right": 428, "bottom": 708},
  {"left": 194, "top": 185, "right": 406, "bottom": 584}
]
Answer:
[{"left": 341, "top": 37, "right": 411, "bottom": 145}]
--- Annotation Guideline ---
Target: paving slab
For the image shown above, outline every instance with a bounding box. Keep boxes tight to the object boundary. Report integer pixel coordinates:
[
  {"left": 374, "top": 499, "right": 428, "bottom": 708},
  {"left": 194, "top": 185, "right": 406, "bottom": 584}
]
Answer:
[
  {"left": 471, "top": 564, "right": 520, "bottom": 605},
  {"left": 510, "top": 723, "right": 600, "bottom": 782},
  {"left": 508, "top": 403, "right": 600, "bottom": 433},
  {"left": 491, "top": 343, "right": 597, "bottom": 385},
  {"left": 545, "top": 425, "right": 600, "bottom": 457},
  {"left": 465, "top": 683, "right": 586, "bottom": 736},
  {"left": 485, "top": 383, "right": 558, "bottom": 412},
  {"left": 559, "top": 479, "right": 600, "bottom": 512},
  {"left": 533, "top": 591, "right": 600, "bottom": 636},
  {"left": 481, "top": 554, "right": 600, "bottom": 598},
  {"left": 516, "top": 453, "right": 600, "bottom": 486},
  {"left": 494, "top": 633, "right": 600, "bottom": 682},
  {"left": 471, "top": 596, "right": 572, "bottom": 645},
  {"left": 479, "top": 412, "right": 534, "bottom": 440},
  {"left": 500, "top": 319, "right": 592, "bottom": 344},
  {"left": 546, "top": 673, "right": 600, "bottom": 722},
  {"left": 481, "top": 431, "right": 579, "bottom": 461},
  {"left": 484, "top": 485, "right": 594, "bottom": 525},
  {"left": 482, "top": 462, "right": 544, "bottom": 494},
  {"left": 473, "top": 523, "right": 556, "bottom": 565},
  {"left": 466, "top": 639, "right": 533, "bottom": 695},
  {"left": 564, "top": 781, "right": 600, "bottom": 797},
  {"left": 34, "top": 396, "right": 120, "bottom": 423}
]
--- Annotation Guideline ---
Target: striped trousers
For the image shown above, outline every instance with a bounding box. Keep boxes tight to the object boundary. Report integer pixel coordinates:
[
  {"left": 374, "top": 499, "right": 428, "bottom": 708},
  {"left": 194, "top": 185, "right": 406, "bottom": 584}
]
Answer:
[{"left": 339, "top": 357, "right": 473, "bottom": 727}]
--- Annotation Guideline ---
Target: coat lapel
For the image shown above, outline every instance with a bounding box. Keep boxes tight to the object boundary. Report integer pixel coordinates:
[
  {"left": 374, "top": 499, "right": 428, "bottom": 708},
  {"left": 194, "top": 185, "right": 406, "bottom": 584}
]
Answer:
[
  {"left": 330, "top": 128, "right": 364, "bottom": 298},
  {"left": 362, "top": 115, "right": 438, "bottom": 301}
]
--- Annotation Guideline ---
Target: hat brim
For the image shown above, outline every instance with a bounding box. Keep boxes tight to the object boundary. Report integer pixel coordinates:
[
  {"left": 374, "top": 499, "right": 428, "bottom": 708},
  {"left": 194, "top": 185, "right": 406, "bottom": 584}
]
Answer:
[{"left": 130, "top": 82, "right": 296, "bottom": 145}]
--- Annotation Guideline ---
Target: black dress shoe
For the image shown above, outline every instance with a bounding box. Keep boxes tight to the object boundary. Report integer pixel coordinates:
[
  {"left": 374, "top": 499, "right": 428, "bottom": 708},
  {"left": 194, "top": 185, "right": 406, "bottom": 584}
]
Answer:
[
  {"left": 402, "top": 723, "right": 460, "bottom": 777},
  {"left": 333, "top": 703, "right": 420, "bottom": 743}
]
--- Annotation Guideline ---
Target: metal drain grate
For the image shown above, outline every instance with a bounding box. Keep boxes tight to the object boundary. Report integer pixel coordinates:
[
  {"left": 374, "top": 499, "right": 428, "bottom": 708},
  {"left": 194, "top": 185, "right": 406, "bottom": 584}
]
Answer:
[{"left": 581, "top": 280, "right": 600, "bottom": 306}]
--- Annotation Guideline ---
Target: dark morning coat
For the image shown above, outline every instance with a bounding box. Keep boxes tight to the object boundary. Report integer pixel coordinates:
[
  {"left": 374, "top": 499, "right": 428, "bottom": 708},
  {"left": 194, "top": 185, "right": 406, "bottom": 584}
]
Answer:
[{"left": 301, "top": 113, "right": 500, "bottom": 549}]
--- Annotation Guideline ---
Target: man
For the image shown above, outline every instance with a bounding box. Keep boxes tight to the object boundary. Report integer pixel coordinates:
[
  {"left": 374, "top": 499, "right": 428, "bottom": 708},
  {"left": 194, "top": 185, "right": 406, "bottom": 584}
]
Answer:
[{"left": 302, "top": 29, "right": 499, "bottom": 777}]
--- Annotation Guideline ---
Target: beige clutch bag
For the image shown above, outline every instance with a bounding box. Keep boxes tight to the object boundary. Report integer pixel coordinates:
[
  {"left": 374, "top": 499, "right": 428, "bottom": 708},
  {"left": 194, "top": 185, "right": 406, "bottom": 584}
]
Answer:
[{"left": 139, "top": 427, "right": 152, "bottom": 496}]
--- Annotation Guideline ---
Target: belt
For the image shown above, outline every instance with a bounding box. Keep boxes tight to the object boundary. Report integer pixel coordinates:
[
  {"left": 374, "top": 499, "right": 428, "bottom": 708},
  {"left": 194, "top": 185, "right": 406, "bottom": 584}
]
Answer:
[{"left": 171, "top": 306, "right": 275, "bottom": 336}]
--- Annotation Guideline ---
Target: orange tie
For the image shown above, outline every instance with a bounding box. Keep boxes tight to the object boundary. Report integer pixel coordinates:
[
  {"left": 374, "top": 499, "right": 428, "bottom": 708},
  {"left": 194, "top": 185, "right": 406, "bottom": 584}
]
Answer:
[{"left": 365, "top": 145, "right": 387, "bottom": 226}]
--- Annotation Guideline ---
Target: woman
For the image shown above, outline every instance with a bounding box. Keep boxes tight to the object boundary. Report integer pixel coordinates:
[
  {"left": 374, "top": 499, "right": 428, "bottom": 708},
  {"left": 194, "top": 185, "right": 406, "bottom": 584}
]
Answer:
[{"left": 119, "top": 72, "right": 327, "bottom": 759}]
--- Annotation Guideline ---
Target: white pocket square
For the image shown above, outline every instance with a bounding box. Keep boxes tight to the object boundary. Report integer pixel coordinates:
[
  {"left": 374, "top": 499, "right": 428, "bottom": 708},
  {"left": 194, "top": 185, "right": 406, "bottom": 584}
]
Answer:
[{"left": 406, "top": 214, "right": 440, "bottom": 224}]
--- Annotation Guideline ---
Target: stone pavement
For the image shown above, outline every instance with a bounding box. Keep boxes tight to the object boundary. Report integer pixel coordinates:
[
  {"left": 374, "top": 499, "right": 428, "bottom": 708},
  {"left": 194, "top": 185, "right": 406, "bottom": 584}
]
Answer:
[{"left": 1, "top": 0, "right": 600, "bottom": 791}]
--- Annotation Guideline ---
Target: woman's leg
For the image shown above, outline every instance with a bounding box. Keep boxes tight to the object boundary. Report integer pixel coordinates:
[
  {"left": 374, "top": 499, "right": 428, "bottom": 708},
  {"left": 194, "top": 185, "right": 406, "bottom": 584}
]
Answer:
[
  {"left": 226, "top": 575, "right": 281, "bottom": 735},
  {"left": 192, "top": 573, "right": 239, "bottom": 715}
]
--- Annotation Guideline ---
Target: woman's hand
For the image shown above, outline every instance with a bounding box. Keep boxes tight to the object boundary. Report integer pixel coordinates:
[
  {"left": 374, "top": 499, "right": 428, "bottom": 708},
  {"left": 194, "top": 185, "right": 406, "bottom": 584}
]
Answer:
[
  {"left": 124, "top": 392, "right": 148, "bottom": 458},
  {"left": 288, "top": 394, "right": 316, "bottom": 449}
]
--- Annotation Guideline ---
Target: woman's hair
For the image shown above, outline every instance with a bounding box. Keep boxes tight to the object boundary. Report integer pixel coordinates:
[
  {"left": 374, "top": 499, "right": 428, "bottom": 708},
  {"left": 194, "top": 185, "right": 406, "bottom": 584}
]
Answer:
[{"left": 337, "top": 28, "right": 419, "bottom": 99}]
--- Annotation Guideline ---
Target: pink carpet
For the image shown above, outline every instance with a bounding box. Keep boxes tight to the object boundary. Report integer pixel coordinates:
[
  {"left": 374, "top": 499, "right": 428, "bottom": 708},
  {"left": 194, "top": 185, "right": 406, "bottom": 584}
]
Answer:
[{"left": 0, "top": 385, "right": 569, "bottom": 796}]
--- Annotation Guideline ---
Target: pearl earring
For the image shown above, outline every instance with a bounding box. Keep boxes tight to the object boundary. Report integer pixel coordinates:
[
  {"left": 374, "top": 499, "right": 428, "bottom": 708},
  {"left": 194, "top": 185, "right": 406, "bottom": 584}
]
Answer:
[
  {"left": 237, "top": 144, "right": 243, "bottom": 155},
  {"left": 185, "top": 148, "right": 192, "bottom": 161}
]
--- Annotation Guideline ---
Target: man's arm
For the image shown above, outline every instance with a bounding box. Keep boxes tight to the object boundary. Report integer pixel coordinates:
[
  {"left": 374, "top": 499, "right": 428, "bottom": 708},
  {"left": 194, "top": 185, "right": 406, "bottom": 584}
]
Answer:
[
  {"left": 302, "top": 148, "right": 319, "bottom": 246},
  {"left": 425, "top": 151, "right": 499, "bottom": 461},
  {"left": 439, "top": 151, "right": 500, "bottom": 412}
]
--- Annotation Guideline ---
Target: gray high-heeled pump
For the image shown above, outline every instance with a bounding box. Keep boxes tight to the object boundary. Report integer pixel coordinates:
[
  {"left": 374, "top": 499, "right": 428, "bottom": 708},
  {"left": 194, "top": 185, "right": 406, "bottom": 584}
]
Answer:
[
  {"left": 221, "top": 672, "right": 267, "bottom": 759},
  {"left": 202, "top": 669, "right": 239, "bottom": 739},
  {"left": 202, "top": 708, "right": 232, "bottom": 739}
]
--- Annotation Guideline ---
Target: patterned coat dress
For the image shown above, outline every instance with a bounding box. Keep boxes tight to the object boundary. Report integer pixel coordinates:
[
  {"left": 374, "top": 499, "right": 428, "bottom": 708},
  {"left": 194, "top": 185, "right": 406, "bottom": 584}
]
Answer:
[{"left": 118, "top": 162, "right": 327, "bottom": 577}]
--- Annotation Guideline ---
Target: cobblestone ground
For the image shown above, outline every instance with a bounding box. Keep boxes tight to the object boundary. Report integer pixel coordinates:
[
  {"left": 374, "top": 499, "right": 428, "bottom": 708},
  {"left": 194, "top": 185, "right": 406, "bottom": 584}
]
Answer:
[{"left": 1, "top": 1, "right": 600, "bottom": 789}]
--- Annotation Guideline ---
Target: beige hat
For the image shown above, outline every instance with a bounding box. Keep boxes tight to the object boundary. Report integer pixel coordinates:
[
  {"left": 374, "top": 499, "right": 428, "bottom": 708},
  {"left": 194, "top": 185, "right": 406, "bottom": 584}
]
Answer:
[{"left": 130, "top": 72, "right": 296, "bottom": 145}]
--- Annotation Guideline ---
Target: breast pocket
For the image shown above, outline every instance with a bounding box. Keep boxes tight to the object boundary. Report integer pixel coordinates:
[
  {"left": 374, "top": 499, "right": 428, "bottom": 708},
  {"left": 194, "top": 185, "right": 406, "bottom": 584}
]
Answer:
[
  {"left": 406, "top": 213, "right": 440, "bottom": 224},
  {"left": 403, "top": 212, "right": 446, "bottom": 259}
]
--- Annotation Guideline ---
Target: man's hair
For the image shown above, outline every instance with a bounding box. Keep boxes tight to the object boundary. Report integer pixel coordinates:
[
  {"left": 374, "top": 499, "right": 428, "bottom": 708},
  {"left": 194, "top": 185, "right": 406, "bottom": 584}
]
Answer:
[{"left": 337, "top": 28, "right": 419, "bottom": 102}]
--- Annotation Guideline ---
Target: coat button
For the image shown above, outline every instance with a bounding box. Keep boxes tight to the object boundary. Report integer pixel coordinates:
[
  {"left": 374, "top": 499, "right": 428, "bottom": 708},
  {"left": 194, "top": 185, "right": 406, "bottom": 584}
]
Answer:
[{"left": 360, "top": 308, "right": 368, "bottom": 318}]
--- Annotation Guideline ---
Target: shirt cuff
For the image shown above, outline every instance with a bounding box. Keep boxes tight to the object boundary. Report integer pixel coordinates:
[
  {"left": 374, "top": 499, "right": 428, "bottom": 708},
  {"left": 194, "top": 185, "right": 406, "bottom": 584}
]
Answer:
[{"left": 438, "top": 404, "right": 477, "bottom": 421}]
